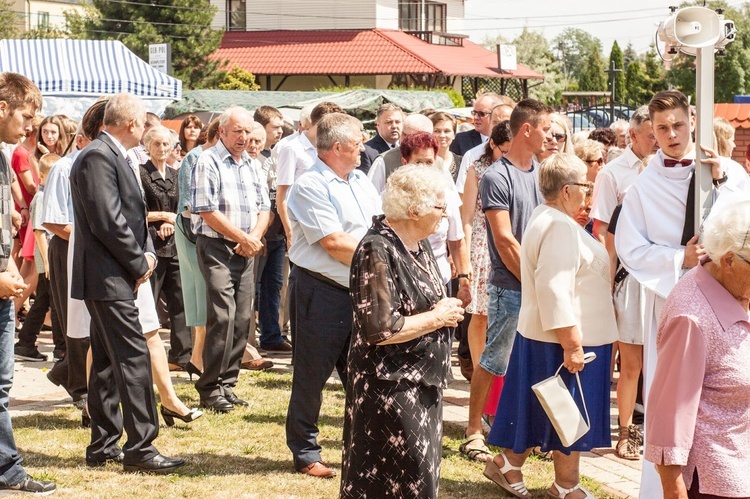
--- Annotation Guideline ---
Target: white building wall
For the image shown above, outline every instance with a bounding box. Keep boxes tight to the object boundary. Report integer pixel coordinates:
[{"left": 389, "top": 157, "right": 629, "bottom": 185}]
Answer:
[
  {"left": 13, "top": 0, "right": 84, "bottom": 32},
  {"left": 210, "top": 0, "right": 465, "bottom": 32}
]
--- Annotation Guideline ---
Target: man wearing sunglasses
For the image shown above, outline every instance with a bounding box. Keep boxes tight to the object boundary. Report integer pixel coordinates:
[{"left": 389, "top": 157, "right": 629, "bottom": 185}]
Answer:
[{"left": 450, "top": 93, "right": 507, "bottom": 156}]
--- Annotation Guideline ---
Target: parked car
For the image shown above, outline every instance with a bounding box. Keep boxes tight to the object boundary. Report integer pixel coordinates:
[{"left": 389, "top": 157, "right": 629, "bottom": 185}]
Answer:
[{"left": 564, "top": 112, "right": 594, "bottom": 132}]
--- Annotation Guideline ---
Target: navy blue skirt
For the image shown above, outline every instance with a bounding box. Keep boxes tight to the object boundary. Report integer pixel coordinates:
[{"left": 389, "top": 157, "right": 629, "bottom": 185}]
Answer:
[{"left": 487, "top": 334, "right": 612, "bottom": 455}]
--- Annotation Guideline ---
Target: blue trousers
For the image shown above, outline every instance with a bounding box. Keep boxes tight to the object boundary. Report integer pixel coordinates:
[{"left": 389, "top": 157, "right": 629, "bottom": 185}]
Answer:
[
  {"left": 285, "top": 267, "right": 350, "bottom": 470},
  {"left": 256, "top": 238, "right": 286, "bottom": 349},
  {"left": 0, "top": 299, "right": 27, "bottom": 487}
]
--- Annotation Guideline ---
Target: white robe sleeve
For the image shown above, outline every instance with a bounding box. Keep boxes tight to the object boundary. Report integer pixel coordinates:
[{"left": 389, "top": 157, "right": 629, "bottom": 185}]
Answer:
[{"left": 614, "top": 183, "right": 685, "bottom": 299}]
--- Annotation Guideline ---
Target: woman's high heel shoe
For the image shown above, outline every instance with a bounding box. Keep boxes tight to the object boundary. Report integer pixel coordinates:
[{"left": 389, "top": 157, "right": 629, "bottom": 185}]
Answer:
[
  {"left": 185, "top": 362, "right": 202, "bottom": 381},
  {"left": 160, "top": 405, "right": 203, "bottom": 427}
]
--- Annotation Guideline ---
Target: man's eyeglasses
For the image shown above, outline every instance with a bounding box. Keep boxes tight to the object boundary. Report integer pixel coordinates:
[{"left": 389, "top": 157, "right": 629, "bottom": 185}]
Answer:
[
  {"left": 471, "top": 110, "right": 491, "bottom": 118},
  {"left": 568, "top": 182, "right": 593, "bottom": 194}
]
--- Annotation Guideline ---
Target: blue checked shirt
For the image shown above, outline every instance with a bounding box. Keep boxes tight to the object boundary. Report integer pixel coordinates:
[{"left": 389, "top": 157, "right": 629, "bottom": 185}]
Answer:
[{"left": 191, "top": 139, "right": 270, "bottom": 238}]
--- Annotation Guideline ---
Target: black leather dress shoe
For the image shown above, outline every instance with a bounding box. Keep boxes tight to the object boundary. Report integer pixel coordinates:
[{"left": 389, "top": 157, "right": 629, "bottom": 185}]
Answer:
[
  {"left": 199, "top": 395, "right": 235, "bottom": 413},
  {"left": 225, "top": 393, "right": 249, "bottom": 407},
  {"left": 86, "top": 451, "right": 124, "bottom": 467},
  {"left": 123, "top": 454, "right": 185, "bottom": 474}
]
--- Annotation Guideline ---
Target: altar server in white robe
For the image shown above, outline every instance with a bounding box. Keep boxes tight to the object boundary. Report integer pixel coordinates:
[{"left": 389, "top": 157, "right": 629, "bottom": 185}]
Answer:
[{"left": 615, "top": 90, "right": 731, "bottom": 499}]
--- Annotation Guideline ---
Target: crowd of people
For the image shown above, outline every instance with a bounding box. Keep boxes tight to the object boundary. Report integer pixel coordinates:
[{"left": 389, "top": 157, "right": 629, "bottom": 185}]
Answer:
[{"left": 0, "top": 70, "right": 749, "bottom": 498}]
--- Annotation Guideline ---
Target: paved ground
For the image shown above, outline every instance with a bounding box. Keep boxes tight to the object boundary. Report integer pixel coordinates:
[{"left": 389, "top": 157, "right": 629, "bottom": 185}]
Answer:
[{"left": 11, "top": 330, "right": 641, "bottom": 498}]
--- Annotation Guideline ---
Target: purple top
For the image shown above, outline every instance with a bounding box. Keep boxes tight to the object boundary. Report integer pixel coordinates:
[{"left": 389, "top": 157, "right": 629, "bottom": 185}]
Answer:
[{"left": 645, "top": 258, "right": 750, "bottom": 496}]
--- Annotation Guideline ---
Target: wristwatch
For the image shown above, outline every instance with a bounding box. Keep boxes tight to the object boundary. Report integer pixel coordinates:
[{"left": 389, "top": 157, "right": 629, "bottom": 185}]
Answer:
[
  {"left": 457, "top": 273, "right": 470, "bottom": 280},
  {"left": 712, "top": 173, "right": 728, "bottom": 187}
]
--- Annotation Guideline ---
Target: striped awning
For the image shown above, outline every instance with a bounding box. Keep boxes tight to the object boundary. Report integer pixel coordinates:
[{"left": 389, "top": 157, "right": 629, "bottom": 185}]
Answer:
[{"left": 0, "top": 39, "right": 181, "bottom": 100}]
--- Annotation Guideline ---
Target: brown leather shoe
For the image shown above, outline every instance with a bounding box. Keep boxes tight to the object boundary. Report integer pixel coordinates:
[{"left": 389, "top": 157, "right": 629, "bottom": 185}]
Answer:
[
  {"left": 298, "top": 461, "right": 336, "bottom": 478},
  {"left": 240, "top": 358, "right": 273, "bottom": 371},
  {"left": 168, "top": 363, "right": 185, "bottom": 372},
  {"left": 458, "top": 356, "right": 473, "bottom": 382},
  {"left": 264, "top": 340, "right": 292, "bottom": 353}
]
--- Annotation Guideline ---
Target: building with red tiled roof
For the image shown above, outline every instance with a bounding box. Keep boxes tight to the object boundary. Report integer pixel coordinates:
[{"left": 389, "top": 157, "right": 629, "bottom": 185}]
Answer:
[{"left": 207, "top": 0, "right": 543, "bottom": 97}]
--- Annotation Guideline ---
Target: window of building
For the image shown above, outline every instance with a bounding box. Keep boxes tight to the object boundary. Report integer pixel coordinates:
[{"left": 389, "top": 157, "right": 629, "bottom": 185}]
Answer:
[
  {"left": 37, "top": 11, "right": 50, "bottom": 29},
  {"left": 398, "top": 0, "right": 446, "bottom": 32},
  {"left": 227, "top": 0, "right": 246, "bottom": 31}
]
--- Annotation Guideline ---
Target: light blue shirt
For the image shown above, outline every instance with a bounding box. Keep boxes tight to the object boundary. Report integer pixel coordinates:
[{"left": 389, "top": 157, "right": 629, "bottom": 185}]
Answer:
[
  {"left": 41, "top": 148, "right": 81, "bottom": 226},
  {"left": 287, "top": 158, "right": 382, "bottom": 288}
]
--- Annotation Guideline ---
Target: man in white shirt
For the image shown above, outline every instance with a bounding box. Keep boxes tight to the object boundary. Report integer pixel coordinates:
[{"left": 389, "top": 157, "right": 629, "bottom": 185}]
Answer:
[
  {"left": 276, "top": 102, "right": 343, "bottom": 247},
  {"left": 615, "top": 90, "right": 726, "bottom": 499},
  {"left": 590, "top": 106, "right": 657, "bottom": 243}
]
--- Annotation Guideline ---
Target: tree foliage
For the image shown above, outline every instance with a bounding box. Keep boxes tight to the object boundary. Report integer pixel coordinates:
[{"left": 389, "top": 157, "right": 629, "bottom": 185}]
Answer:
[
  {"left": 0, "top": 0, "right": 20, "bottom": 39},
  {"left": 217, "top": 66, "right": 260, "bottom": 91},
  {"left": 552, "top": 28, "right": 602, "bottom": 82},
  {"left": 625, "top": 61, "right": 649, "bottom": 103},
  {"left": 65, "top": 0, "right": 224, "bottom": 89},
  {"left": 623, "top": 42, "right": 638, "bottom": 72},
  {"left": 578, "top": 51, "right": 607, "bottom": 91},
  {"left": 609, "top": 41, "right": 626, "bottom": 101}
]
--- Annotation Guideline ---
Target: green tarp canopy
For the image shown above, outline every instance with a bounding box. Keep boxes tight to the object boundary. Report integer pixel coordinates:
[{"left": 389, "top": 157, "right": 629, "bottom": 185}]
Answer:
[{"left": 163, "top": 89, "right": 454, "bottom": 122}]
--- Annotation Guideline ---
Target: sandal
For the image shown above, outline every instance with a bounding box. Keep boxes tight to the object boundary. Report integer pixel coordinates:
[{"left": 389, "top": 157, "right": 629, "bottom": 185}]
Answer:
[
  {"left": 548, "top": 481, "right": 594, "bottom": 499},
  {"left": 483, "top": 452, "right": 530, "bottom": 498},
  {"left": 615, "top": 425, "right": 640, "bottom": 460},
  {"left": 531, "top": 446, "right": 553, "bottom": 461},
  {"left": 459, "top": 433, "right": 493, "bottom": 462}
]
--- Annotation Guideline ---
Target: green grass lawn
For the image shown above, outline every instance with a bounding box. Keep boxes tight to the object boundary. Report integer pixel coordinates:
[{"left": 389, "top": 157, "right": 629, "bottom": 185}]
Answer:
[{"left": 13, "top": 370, "right": 617, "bottom": 498}]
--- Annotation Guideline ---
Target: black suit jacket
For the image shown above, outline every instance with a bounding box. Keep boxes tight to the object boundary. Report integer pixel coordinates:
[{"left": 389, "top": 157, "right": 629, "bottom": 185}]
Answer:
[
  {"left": 69, "top": 132, "right": 154, "bottom": 301},
  {"left": 449, "top": 129, "right": 483, "bottom": 156},
  {"left": 359, "top": 133, "right": 394, "bottom": 175}
]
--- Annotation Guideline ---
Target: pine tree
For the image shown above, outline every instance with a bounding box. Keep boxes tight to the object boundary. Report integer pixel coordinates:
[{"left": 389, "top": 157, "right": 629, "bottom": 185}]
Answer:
[
  {"left": 624, "top": 61, "right": 649, "bottom": 104},
  {"left": 578, "top": 51, "right": 607, "bottom": 91},
  {"left": 623, "top": 42, "right": 637, "bottom": 72},
  {"left": 65, "top": 0, "right": 223, "bottom": 89},
  {"left": 609, "top": 41, "right": 626, "bottom": 102}
]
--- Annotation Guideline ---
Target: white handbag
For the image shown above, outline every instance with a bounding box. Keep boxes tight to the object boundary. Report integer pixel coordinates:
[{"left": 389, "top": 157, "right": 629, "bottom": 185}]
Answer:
[{"left": 531, "top": 352, "right": 596, "bottom": 448}]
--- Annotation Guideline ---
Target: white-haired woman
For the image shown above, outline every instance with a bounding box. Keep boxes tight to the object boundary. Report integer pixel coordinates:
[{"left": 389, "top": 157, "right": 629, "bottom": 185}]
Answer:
[
  {"left": 341, "top": 164, "right": 465, "bottom": 498},
  {"left": 646, "top": 200, "right": 750, "bottom": 498},
  {"left": 484, "top": 154, "right": 617, "bottom": 499}
]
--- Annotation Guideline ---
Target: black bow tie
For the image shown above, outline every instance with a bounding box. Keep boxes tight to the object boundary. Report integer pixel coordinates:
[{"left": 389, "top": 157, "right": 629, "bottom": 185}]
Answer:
[{"left": 664, "top": 158, "right": 693, "bottom": 167}]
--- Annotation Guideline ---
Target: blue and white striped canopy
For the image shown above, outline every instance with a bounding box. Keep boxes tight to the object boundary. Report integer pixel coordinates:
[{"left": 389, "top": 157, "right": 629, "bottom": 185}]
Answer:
[{"left": 0, "top": 39, "right": 182, "bottom": 100}]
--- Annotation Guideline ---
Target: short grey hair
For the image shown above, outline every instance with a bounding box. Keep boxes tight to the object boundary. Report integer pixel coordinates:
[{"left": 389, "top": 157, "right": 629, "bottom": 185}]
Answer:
[
  {"left": 299, "top": 104, "right": 314, "bottom": 128},
  {"left": 703, "top": 199, "right": 750, "bottom": 261},
  {"left": 382, "top": 164, "right": 448, "bottom": 220},
  {"left": 610, "top": 119, "right": 629, "bottom": 134},
  {"left": 538, "top": 153, "right": 587, "bottom": 200},
  {"left": 142, "top": 125, "right": 172, "bottom": 151},
  {"left": 249, "top": 121, "right": 266, "bottom": 140},
  {"left": 629, "top": 105, "right": 651, "bottom": 131},
  {"left": 316, "top": 113, "right": 361, "bottom": 151},
  {"left": 402, "top": 113, "right": 433, "bottom": 135},
  {"left": 219, "top": 106, "right": 252, "bottom": 128},
  {"left": 103, "top": 93, "right": 146, "bottom": 127}
]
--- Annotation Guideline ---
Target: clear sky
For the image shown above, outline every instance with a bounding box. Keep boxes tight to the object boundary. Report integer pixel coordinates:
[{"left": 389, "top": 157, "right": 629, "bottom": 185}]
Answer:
[{"left": 462, "top": 0, "right": 747, "bottom": 54}]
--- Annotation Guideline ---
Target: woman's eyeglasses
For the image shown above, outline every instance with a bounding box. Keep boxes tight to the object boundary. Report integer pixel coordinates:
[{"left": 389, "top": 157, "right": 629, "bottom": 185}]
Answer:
[
  {"left": 550, "top": 133, "right": 567, "bottom": 142},
  {"left": 434, "top": 205, "right": 447, "bottom": 214},
  {"left": 568, "top": 182, "right": 593, "bottom": 194},
  {"left": 586, "top": 157, "right": 604, "bottom": 166}
]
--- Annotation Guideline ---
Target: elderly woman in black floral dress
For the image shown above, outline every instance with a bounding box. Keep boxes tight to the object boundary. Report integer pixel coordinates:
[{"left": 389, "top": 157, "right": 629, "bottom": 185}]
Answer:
[{"left": 340, "top": 164, "right": 465, "bottom": 498}]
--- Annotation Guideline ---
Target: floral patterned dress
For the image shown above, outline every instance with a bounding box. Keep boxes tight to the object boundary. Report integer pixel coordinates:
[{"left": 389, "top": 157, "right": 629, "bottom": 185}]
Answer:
[
  {"left": 341, "top": 215, "right": 452, "bottom": 499},
  {"left": 467, "top": 155, "right": 493, "bottom": 315}
]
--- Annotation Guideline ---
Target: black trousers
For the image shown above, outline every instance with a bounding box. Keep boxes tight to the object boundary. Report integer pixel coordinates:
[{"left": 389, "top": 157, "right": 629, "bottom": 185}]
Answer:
[
  {"left": 47, "top": 235, "right": 88, "bottom": 401},
  {"left": 285, "top": 267, "right": 350, "bottom": 470},
  {"left": 17, "top": 273, "right": 63, "bottom": 352},
  {"left": 195, "top": 236, "right": 253, "bottom": 399},
  {"left": 151, "top": 254, "right": 191, "bottom": 366},
  {"left": 85, "top": 298, "right": 159, "bottom": 464}
]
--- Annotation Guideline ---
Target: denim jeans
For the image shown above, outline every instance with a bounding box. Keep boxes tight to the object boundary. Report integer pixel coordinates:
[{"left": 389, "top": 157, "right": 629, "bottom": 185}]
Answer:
[
  {"left": 256, "top": 238, "right": 286, "bottom": 349},
  {"left": 479, "top": 284, "right": 522, "bottom": 377},
  {"left": 0, "top": 299, "right": 27, "bottom": 487}
]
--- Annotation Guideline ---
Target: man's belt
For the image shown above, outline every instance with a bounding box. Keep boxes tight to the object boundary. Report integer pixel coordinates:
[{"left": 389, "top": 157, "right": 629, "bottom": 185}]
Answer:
[{"left": 300, "top": 267, "right": 348, "bottom": 292}]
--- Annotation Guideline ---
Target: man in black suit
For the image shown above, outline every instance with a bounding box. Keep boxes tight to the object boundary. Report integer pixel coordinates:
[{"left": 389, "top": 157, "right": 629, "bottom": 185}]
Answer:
[
  {"left": 358, "top": 103, "right": 403, "bottom": 174},
  {"left": 70, "top": 93, "right": 184, "bottom": 474},
  {"left": 449, "top": 93, "right": 506, "bottom": 156}
]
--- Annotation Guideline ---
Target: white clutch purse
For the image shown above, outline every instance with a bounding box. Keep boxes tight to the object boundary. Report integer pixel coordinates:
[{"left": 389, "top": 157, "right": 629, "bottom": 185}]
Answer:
[{"left": 531, "top": 352, "right": 596, "bottom": 448}]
